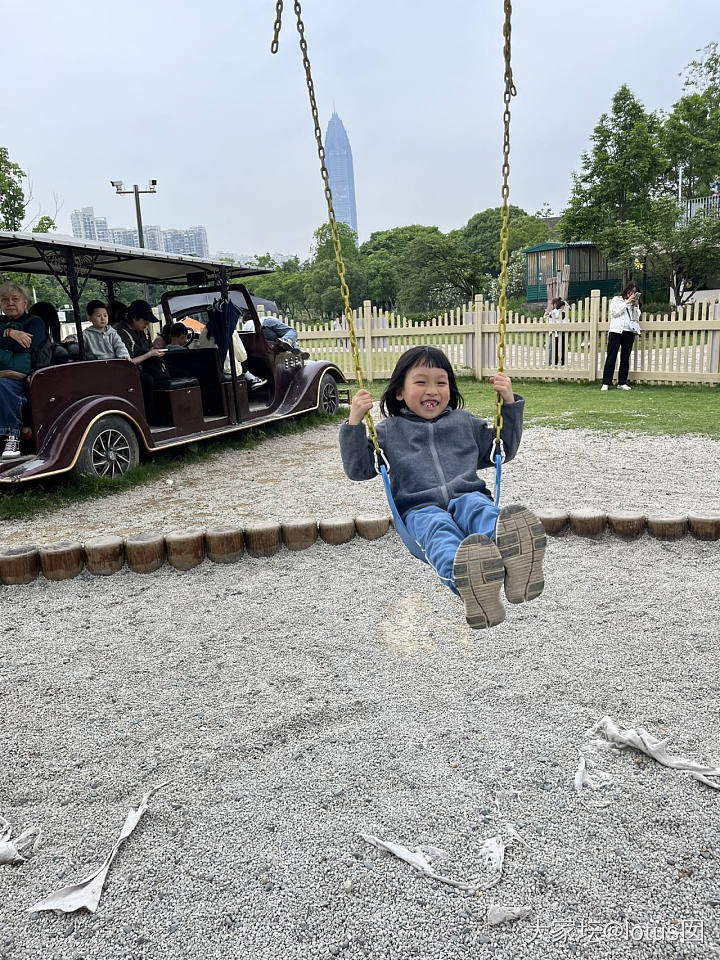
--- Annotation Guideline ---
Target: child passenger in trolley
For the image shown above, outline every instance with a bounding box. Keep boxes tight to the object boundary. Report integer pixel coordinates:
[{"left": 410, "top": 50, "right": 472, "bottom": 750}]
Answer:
[{"left": 339, "top": 346, "right": 546, "bottom": 629}]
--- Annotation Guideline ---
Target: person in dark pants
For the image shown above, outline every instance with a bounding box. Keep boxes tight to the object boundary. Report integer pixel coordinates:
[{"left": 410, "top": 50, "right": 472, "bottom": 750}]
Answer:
[
  {"left": 115, "top": 300, "right": 167, "bottom": 420},
  {"left": 601, "top": 282, "right": 641, "bottom": 391}
]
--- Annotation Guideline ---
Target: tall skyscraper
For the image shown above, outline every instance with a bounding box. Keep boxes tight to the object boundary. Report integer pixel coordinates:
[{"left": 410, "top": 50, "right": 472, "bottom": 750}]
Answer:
[{"left": 325, "top": 111, "right": 358, "bottom": 239}]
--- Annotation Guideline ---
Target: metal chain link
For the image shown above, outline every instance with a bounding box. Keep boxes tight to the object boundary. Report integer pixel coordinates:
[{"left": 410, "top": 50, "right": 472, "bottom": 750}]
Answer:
[
  {"left": 274, "top": 0, "right": 514, "bottom": 459},
  {"left": 271, "top": 0, "right": 380, "bottom": 454},
  {"left": 495, "top": 0, "right": 516, "bottom": 451}
]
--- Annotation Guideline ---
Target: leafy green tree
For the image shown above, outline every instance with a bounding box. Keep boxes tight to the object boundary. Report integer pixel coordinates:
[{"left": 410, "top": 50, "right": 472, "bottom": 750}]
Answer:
[
  {"left": 400, "top": 230, "right": 487, "bottom": 311},
  {"left": 303, "top": 223, "right": 366, "bottom": 318},
  {"left": 459, "top": 205, "right": 527, "bottom": 275},
  {"left": 621, "top": 197, "right": 720, "bottom": 305},
  {"left": 661, "top": 44, "right": 720, "bottom": 199},
  {"left": 506, "top": 214, "right": 551, "bottom": 255},
  {"left": 0, "top": 146, "right": 26, "bottom": 230},
  {"left": 560, "top": 85, "right": 666, "bottom": 260},
  {"left": 488, "top": 249, "right": 527, "bottom": 303}
]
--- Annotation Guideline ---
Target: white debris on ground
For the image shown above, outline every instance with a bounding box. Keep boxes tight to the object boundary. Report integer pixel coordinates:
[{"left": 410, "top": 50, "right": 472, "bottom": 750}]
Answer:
[
  {"left": 0, "top": 819, "right": 41, "bottom": 866},
  {"left": 486, "top": 905, "right": 532, "bottom": 925},
  {"left": 1, "top": 421, "right": 720, "bottom": 547},
  {"left": 588, "top": 716, "right": 720, "bottom": 790},
  {"left": 0, "top": 428, "right": 719, "bottom": 959},
  {"left": 29, "top": 786, "right": 167, "bottom": 914}
]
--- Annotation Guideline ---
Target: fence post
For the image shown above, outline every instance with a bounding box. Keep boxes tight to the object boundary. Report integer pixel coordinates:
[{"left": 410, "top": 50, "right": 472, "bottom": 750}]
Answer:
[
  {"left": 589, "top": 289, "right": 600, "bottom": 382},
  {"left": 473, "top": 294, "right": 483, "bottom": 380},
  {"left": 362, "top": 299, "right": 374, "bottom": 382}
]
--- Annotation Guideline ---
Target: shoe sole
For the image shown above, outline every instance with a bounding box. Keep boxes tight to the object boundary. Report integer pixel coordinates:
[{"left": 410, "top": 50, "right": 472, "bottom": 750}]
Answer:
[
  {"left": 453, "top": 534, "right": 506, "bottom": 630},
  {"left": 495, "top": 505, "right": 547, "bottom": 604}
]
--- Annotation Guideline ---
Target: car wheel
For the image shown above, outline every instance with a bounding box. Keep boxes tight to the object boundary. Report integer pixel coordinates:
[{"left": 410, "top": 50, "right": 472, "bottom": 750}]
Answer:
[
  {"left": 74, "top": 415, "right": 140, "bottom": 480},
  {"left": 318, "top": 372, "right": 339, "bottom": 414}
]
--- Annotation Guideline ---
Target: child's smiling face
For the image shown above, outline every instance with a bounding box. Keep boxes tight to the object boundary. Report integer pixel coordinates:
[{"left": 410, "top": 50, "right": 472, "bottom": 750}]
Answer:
[{"left": 396, "top": 362, "right": 450, "bottom": 419}]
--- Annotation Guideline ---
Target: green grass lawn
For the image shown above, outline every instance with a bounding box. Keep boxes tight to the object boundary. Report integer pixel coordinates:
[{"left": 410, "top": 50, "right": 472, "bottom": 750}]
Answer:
[
  {"left": 1, "top": 379, "right": 717, "bottom": 525},
  {"left": 364, "top": 378, "right": 720, "bottom": 439}
]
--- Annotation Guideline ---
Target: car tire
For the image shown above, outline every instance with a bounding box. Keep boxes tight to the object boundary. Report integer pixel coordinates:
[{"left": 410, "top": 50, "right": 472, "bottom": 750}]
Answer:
[
  {"left": 318, "top": 372, "right": 339, "bottom": 415},
  {"left": 73, "top": 415, "right": 140, "bottom": 480}
]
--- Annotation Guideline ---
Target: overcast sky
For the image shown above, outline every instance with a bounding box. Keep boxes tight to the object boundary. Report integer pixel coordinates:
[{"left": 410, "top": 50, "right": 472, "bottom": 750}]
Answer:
[{"left": 3, "top": 0, "right": 717, "bottom": 259}]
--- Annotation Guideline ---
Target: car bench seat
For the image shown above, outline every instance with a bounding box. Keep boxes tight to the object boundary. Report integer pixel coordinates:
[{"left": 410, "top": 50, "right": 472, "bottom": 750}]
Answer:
[{"left": 162, "top": 348, "right": 227, "bottom": 417}]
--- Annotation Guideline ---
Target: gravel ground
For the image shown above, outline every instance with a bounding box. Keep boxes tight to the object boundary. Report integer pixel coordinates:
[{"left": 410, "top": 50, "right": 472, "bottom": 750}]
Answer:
[
  {"left": 1, "top": 412, "right": 719, "bottom": 548},
  {"left": 1, "top": 422, "right": 719, "bottom": 960}
]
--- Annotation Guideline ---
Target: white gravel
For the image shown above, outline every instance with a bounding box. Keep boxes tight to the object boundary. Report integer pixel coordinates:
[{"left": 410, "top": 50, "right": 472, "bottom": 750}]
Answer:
[
  {"left": 1, "top": 412, "right": 719, "bottom": 548},
  {"left": 0, "top": 420, "right": 719, "bottom": 960}
]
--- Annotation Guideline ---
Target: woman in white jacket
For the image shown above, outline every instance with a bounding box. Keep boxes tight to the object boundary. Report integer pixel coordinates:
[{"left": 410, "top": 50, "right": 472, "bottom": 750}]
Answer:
[{"left": 600, "top": 282, "right": 641, "bottom": 391}]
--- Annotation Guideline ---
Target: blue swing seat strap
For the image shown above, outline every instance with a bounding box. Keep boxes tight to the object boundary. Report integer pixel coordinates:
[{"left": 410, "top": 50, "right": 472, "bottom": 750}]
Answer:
[
  {"left": 491, "top": 437, "right": 505, "bottom": 507},
  {"left": 378, "top": 463, "right": 428, "bottom": 563}
]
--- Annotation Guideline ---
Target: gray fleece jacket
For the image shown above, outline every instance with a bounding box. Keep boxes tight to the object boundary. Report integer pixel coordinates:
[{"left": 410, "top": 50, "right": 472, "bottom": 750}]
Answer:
[{"left": 339, "top": 397, "right": 524, "bottom": 519}]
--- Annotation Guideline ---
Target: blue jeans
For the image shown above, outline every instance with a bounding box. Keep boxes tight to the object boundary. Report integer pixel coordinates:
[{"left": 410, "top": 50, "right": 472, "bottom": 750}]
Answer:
[
  {"left": 405, "top": 492, "right": 500, "bottom": 594},
  {"left": 0, "top": 377, "right": 27, "bottom": 435}
]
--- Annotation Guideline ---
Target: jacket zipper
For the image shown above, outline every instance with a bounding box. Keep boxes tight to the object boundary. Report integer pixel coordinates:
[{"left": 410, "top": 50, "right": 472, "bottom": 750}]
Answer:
[{"left": 428, "top": 421, "right": 450, "bottom": 506}]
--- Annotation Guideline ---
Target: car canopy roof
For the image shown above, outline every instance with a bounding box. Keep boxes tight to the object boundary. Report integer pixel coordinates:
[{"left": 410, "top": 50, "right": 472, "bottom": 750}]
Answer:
[{"left": 0, "top": 231, "right": 270, "bottom": 285}]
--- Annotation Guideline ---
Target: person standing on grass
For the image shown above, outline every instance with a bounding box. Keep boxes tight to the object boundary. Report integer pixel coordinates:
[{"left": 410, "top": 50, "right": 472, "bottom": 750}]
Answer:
[
  {"left": 600, "top": 282, "right": 641, "bottom": 391},
  {"left": 545, "top": 297, "right": 567, "bottom": 367}
]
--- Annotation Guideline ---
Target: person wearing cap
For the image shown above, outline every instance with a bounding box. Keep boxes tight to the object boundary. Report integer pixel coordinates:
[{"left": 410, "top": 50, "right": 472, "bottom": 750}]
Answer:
[{"left": 115, "top": 299, "right": 167, "bottom": 421}]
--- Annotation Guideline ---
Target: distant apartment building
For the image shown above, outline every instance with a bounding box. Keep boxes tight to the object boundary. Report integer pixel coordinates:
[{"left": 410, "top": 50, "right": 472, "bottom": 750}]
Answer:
[
  {"left": 69, "top": 206, "right": 209, "bottom": 257},
  {"left": 324, "top": 111, "right": 358, "bottom": 239}
]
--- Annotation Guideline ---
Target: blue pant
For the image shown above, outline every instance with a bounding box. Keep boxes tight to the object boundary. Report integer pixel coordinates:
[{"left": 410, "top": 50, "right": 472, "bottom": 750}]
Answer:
[
  {"left": 0, "top": 377, "right": 27, "bottom": 435},
  {"left": 405, "top": 492, "right": 500, "bottom": 594}
]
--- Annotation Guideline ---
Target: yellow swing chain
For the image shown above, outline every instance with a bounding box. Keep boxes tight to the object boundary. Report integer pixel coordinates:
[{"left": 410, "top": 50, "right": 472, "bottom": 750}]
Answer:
[
  {"left": 273, "top": 0, "right": 515, "bottom": 459},
  {"left": 271, "top": 0, "right": 381, "bottom": 456},
  {"left": 495, "top": 0, "right": 516, "bottom": 454}
]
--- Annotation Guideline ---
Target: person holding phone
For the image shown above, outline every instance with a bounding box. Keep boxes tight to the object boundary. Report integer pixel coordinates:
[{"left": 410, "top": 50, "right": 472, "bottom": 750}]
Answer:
[
  {"left": 114, "top": 299, "right": 167, "bottom": 421},
  {"left": 600, "top": 282, "right": 641, "bottom": 391}
]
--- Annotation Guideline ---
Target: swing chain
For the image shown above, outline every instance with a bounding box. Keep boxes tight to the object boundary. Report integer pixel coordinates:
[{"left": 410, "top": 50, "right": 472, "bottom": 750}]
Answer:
[
  {"left": 270, "top": 0, "right": 380, "bottom": 455},
  {"left": 495, "top": 0, "right": 516, "bottom": 452}
]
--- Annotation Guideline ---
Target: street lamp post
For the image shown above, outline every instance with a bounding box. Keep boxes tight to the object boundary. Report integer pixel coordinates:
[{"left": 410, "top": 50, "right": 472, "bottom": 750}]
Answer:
[
  {"left": 110, "top": 179, "right": 157, "bottom": 247},
  {"left": 110, "top": 178, "right": 158, "bottom": 302}
]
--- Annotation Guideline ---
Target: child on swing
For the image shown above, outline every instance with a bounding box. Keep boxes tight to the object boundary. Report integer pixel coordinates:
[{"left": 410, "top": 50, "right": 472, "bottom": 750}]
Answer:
[{"left": 339, "top": 346, "right": 546, "bottom": 629}]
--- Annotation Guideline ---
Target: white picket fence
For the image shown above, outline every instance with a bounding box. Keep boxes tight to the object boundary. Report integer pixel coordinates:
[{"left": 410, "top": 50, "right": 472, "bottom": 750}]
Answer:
[{"left": 277, "top": 292, "right": 720, "bottom": 385}]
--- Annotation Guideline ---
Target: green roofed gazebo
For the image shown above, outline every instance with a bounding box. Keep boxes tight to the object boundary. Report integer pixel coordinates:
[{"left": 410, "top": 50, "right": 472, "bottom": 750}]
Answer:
[{"left": 524, "top": 241, "right": 623, "bottom": 303}]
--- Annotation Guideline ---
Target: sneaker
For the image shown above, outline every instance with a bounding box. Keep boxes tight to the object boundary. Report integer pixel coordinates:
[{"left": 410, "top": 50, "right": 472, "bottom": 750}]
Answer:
[
  {"left": 249, "top": 377, "right": 268, "bottom": 392},
  {"left": 600, "top": 384, "right": 609, "bottom": 392},
  {"left": 617, "top": 384, "right": 632, "bottom": 390},
  {"left": 452, "top": 534, "right": 506, "bottom": 629},
  {"left": 1, "top": 435, "right": 21, "bottom": 459},
  {"left": 495, "top": 505, "right": 546, "bottom": 604},
  {"left": 278, "top": 337, "right": 296, "bottom": 351}
]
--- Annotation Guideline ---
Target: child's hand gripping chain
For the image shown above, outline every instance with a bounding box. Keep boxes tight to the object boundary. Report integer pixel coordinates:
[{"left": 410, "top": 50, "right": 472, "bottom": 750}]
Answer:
[{"left": 339, "top": 347, "right": 546, "bottom": 629}]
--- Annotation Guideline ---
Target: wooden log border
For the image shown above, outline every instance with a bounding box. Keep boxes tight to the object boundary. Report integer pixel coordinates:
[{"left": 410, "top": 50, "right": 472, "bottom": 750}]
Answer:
[{"left": 0, "top": 510, "right": 717, "bottom": 585}]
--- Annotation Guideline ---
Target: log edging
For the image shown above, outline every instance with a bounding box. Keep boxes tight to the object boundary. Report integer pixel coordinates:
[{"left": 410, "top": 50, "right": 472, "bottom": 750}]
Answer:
[{"left": 0, "top": 510, "right": 717, "bottom": 585}]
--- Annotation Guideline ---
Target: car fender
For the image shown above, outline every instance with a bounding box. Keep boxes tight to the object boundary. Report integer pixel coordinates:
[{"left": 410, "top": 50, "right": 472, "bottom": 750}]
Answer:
[
  {"left": 275, "top": 361, "right": 346, "bottom": 415},
  {"left": 37, "top": 397, "right": 150, "bottom": 467}
]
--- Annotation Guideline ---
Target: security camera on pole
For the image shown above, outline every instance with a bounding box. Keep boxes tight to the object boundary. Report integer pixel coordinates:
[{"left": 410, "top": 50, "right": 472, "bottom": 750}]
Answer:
[{"left": 111, "top": 179, "right": 158, "bottom": 300}]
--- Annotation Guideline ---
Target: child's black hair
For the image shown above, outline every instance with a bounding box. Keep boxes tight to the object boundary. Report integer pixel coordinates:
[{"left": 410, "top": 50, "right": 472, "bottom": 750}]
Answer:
[
  {"left": 380, "top": 345, "right": 464, "bottom": 417},
  {"left": 170, "top": 322, "right": 189, "bottom": 338},
  {"left": 86, "top": 299, "right": 107, "bottom": 316}
]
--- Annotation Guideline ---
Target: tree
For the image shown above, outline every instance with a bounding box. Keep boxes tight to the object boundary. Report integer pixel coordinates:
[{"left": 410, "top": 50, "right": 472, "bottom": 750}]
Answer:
[
  {"left": 506, "top": 214, "right": 551, "bottom": 255},
  {"left": 681, "top": 41, "right": 720, "bottom": 94},
  {"left": 304, "top": 222, "right": 366, "bottom": 318},
  {"left": 400, "top": 230, "right": 487, "bottom": 311},
  {"left": 488, "top": 250, "right": 527, "bottom": 303},
  {"left": 626, "top": 197, "right": 720, "bottom": 305},
  {"left": 459, "top": 205, "right": 527, "bottom": 275},
  {"left": 560, "top": 86, "right": 666, "bottom": 261},
  {"left": 0, "top": 146, "right": 26, "bottom": 230},
  {"left": 661, "top": 44, "right": 720, "bottom": 199}
]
